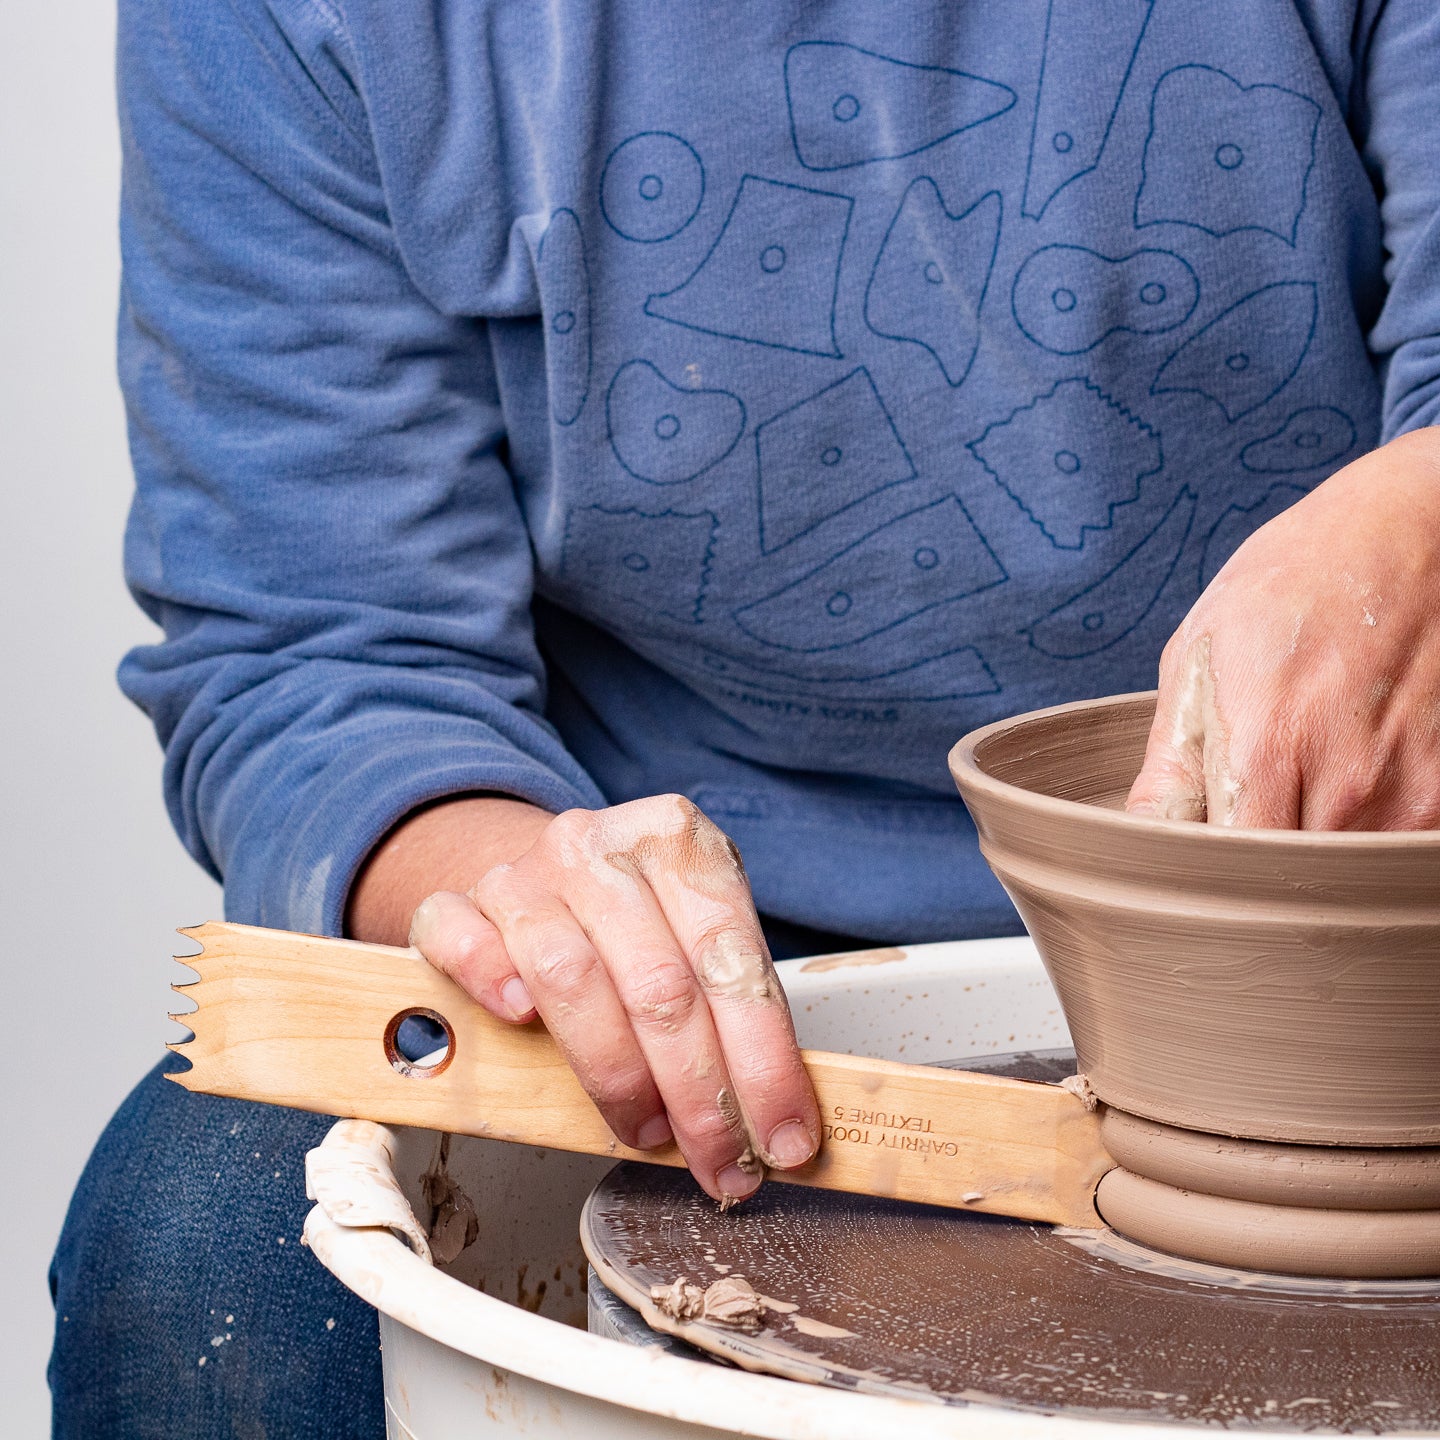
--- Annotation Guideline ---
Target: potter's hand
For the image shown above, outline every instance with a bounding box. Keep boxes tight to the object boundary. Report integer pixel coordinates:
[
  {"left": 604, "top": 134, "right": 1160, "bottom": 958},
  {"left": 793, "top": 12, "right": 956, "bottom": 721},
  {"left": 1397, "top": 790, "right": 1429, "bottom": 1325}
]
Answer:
[
  {"left": 408, "top": 795, "right": 820, "bottom": 1206},
  {"left": 1128, "top": 429, "right": 1440, "bottom": 829}
]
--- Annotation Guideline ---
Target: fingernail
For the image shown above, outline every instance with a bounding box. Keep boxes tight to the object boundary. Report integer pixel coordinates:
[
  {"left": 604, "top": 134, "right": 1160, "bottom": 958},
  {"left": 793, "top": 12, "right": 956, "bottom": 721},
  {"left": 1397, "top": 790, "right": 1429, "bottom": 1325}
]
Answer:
[
  {"left": 636, "top": 1113, "right": 673, "bottom": 1150},
  {"left": 765, "top": 1120, "right": 817, "bottom": 1169},
  {"left": 717, "top": 1163, "right": 762, "bottom": 1203},
  {"left": 500, "top": 976, "right": 534, "bottom": 1020},
  {"left": 408, "top": 896, "right": 439, "bottom": 948}
]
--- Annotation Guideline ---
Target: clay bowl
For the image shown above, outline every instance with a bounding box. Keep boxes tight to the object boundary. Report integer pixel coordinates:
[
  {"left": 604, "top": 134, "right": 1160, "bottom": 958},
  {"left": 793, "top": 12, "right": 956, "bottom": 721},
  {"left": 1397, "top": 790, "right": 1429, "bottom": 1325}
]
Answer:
[{"left": 950, "top": 692, "right": 1440, "bottom": 1276}]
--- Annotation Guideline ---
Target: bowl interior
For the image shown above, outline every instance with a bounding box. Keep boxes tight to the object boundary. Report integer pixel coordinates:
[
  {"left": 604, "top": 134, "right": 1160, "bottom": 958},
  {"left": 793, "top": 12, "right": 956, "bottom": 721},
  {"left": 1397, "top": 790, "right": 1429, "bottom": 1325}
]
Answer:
[{"left": 968, "top": 693, "right": 1154, "bottom": 812}]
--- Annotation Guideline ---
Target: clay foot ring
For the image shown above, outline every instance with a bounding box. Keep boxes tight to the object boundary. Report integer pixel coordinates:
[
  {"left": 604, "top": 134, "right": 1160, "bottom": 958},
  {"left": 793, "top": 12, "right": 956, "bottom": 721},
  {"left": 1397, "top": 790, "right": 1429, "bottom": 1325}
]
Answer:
[{"left": 1093, "top": 1107, "right": 1440, "bottom": 1279}]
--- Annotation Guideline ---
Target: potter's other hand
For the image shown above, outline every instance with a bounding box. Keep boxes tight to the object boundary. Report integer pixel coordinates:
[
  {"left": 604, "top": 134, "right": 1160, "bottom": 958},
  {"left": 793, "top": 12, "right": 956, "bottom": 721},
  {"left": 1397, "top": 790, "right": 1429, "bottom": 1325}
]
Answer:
[
  {"left": 409, "top": 795, "right": 820, "bottom": 1206},
  {"left": 1128, "top": 429, "right": 1440, "bottom": 830}
]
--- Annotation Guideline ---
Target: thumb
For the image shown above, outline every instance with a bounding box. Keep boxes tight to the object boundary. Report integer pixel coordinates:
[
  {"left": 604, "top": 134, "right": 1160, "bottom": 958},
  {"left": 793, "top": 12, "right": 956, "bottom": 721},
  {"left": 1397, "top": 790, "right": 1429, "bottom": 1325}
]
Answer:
[{"left": 1126, "top": 636, "right": 1210, "bottom": 822}]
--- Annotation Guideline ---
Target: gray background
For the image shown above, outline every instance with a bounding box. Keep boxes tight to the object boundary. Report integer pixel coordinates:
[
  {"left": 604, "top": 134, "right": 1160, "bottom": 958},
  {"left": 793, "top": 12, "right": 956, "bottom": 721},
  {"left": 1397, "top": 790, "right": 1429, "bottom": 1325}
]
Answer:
[{"left": 2, "top": 3, "right": 224, "bottom": 1430}]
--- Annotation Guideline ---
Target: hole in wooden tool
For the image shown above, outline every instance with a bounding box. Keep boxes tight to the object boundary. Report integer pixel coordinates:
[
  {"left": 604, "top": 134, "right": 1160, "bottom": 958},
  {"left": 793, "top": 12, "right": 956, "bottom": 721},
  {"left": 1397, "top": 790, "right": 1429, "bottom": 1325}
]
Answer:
[{"left": 384, "top": 1008, "right": 455, "bottom": 1077}]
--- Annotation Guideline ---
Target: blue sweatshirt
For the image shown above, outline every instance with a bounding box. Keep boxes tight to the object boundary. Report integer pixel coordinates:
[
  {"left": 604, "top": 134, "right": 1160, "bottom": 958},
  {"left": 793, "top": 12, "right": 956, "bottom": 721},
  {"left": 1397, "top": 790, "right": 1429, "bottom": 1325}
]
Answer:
[{"left": 117, "top": 0, "right": 1439, "bottom": 943}]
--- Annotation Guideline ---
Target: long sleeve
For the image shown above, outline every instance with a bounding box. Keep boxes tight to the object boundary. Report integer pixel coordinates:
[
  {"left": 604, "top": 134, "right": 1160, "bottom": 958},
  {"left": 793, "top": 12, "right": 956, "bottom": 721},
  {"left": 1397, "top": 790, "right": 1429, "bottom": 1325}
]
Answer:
[
  {"left": 116, "top": 0, "right": 603, "bottom": 934},
  {"left": 1354, "top": 0, "right": 1440, "bottom": 437}
]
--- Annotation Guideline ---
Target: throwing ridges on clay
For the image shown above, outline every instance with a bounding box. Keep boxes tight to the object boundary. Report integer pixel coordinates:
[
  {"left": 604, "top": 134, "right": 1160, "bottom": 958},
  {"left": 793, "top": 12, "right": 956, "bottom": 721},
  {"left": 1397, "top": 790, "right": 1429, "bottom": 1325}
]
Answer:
[
  {"left": 607, "top": 360, "right": 745, "bottom": 485},
  {"left": 1012, "top": 246, "right": 1197, "bottom": 355},
  {"left": 865, "top": 181, "right": 1001, "bottom": 387},
  {"left": 646, "top": 175, "right": 852, "bottom": 356},
  {"left": 785, "top": 41, "right": 1015, "bottom": 172},
  {"left": 969, "top": 378, "right": 1162, "bottom": 549},
  {"left": 1135, "top": 66, "right": 1321, "bottom": 245},
  {"left": 735, "top": 496, "right": 1006, "bottom": 651}
]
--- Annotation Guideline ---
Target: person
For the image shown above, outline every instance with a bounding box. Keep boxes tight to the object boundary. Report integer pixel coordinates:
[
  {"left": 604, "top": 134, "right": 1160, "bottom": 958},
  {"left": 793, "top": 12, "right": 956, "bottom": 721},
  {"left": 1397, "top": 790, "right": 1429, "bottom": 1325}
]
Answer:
[{"left": 50, "top": 0, "right": 1440, "bottom": 1433}]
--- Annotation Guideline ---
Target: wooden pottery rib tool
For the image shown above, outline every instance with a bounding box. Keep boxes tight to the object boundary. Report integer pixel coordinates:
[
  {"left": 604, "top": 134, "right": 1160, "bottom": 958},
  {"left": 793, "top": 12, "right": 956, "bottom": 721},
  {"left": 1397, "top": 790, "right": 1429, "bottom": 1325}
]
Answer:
[{"left": 171, "top": 921, "right": 1112, "bottom": 1227}]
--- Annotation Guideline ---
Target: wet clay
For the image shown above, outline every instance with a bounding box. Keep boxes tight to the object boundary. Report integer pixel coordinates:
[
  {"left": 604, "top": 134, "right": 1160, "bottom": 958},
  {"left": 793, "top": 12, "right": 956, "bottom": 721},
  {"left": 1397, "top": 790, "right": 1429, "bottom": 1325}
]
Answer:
[
  {"left": 1098, "top": 1109, "right": 1440, "bottom": 1273},
  {"left": 1143, "top": 634, "right": 1240, "bottom": 824},
  {"left": 1058, "top": 1073, "right": 1097, "bottom": 1111},
  {"left": 599, "top": 796, "right": 748, "bottom": 898},
  {"left": 714, "top": 1087, "right": 766, "bottom": 1183},
  {"left": 1096, "top": 1168, "right": 1440, "bottom": 1278},
  {"left": 584, "top": 1160, "right": 1440, "bottom": 1427},
  {"left": 797, "top": 947, "right": 906, "bottom": 975},
  {"left": 949, "top": 692, "right": 1440, "bottom": 1148},
  {"left": 1100, "top": 1108, "right": 1440, "bottom": 1210},
  {"left": 695, "top": 930, "right": 779, "bottom": 1003},
  {"left": 648, "top": 1274, "right": 766, "bottom": 1331},
  {"left": 419, "top": 1134, "right": 479, "bottom": 1265},
  {"left": 950, "top": 692, "right": 1440, "bottom": 1274},
  {"left": 789, "top": 1314, "right": 855, "bottom": 1339}
]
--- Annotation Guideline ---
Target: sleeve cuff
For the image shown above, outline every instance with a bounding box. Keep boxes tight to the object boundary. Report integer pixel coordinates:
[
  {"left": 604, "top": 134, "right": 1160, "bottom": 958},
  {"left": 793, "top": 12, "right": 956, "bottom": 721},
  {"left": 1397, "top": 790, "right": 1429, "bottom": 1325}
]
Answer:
[{"left": 219, "top": 719, "right": 605, "bottom": 935}]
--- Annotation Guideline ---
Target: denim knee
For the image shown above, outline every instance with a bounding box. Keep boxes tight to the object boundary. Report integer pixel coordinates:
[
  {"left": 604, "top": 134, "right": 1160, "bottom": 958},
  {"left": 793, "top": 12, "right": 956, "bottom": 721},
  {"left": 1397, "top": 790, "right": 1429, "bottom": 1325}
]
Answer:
[{"left": 50, "top": 1053, "right": 384, "bottom": 1439}]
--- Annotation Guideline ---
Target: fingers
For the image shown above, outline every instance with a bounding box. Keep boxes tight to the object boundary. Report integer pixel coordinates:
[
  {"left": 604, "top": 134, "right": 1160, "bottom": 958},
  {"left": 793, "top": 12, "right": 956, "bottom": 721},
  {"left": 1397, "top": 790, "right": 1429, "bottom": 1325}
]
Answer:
[
  {"left": 1126, "top": 636, "right": 1209, "bottom": 822},
  {"left": 1127, "top": 434, "right": 1440, "bottom": 833},
  {"left": 687, "top": 924, "right": 820, "bottom": 1174},
  {"left": 470, "top": 866, "right": 671, "bottom": 1154},
  {"left": 569, "top": 875, "right": 763, "bottom": 1203},
  {"left": 502, "top": 801, "right": 773, "bottom": 1203},
  {"left": 638, "top": 828, "right": 820, "bottom": 1175},
  {"left": 1223, "top": 735, "right": 1301, "bottom": 829},
  {"left": 409, "top": 890, "right": 535, "bottom": 1021},
  {"left": 1126, "top": 633, "right": 1303, "bottom": 828},
  {"left": 1294, "top": 724, "right": 1440, "bottom": 831},
  {"left": 409, "top": 796, "right": 817, "bottom": 1208}
]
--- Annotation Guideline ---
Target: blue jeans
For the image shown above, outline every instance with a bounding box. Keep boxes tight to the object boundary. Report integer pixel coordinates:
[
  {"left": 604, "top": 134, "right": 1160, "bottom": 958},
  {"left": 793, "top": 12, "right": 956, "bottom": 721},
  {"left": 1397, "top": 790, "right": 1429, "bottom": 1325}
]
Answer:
[
  {"left": 48, "top": 1050, "right": 387, "bottom": 1438},
  {"left": 48, "top": 916, "right": 867, "bottom": 1436}
]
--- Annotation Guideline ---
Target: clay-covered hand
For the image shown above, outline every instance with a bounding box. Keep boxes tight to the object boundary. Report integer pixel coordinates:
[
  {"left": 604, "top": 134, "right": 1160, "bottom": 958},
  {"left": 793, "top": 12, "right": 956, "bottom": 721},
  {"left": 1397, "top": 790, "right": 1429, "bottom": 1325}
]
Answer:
[
  {"left": 409, "top": 795, "right": 820, "bottom": 1205},
  {"left": 1128, "top": 428, "right": 1440, "bottom": 829}
]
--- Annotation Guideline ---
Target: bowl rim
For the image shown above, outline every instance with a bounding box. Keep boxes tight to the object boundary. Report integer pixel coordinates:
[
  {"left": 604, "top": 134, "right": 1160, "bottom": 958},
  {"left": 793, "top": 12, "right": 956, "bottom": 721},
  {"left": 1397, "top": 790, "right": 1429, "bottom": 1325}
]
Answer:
[{"left": 949, "top": 690, "right": 1440, "bottom": 850}]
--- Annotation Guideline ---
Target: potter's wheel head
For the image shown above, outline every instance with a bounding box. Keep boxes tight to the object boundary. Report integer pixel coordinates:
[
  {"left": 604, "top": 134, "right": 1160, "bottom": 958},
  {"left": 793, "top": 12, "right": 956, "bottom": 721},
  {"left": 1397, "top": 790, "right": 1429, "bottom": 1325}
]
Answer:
[
  {"left": 950, "top": 691, "right": 1440, "bottom": 1147},
  {"left": 584, "top": 1158, "right": 1440, "bottom": 1426}
]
